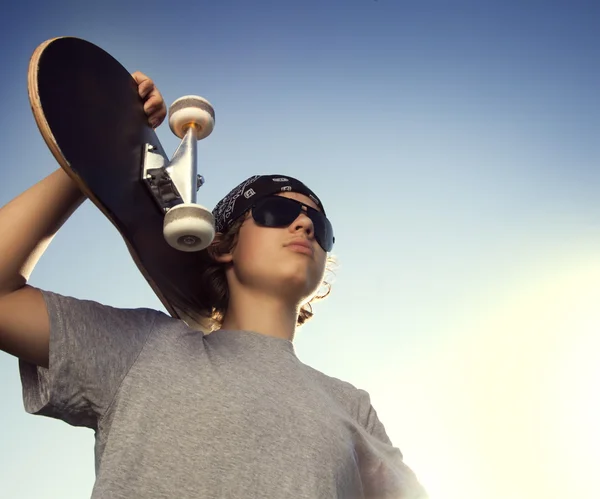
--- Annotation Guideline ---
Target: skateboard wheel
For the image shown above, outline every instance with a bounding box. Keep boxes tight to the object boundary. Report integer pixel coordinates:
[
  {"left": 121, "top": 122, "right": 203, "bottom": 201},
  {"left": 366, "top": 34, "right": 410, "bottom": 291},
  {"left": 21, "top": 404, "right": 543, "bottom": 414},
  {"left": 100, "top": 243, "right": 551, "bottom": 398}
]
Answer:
[
  {"left": 168, "top": 95, "right": 215, "bottom": 140},
  {"left": 163, "top": 203, "right": 215, "bottom": 252}
]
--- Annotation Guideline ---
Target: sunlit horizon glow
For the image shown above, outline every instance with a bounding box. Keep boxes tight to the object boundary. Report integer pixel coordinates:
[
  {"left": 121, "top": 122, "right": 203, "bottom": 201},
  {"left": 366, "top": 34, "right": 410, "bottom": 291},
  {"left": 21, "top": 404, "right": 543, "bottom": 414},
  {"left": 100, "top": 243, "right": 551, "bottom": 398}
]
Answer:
[{"left": 399, "top": 252, "right": 600, "bottom": 499}]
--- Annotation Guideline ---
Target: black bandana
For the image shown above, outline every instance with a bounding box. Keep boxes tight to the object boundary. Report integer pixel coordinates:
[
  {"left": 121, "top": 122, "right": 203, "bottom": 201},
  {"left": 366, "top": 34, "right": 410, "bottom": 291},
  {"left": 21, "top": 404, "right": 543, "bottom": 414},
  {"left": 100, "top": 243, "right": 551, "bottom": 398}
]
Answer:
[{"left": 212, "top": 174, "right": 325, "bottom": 234}]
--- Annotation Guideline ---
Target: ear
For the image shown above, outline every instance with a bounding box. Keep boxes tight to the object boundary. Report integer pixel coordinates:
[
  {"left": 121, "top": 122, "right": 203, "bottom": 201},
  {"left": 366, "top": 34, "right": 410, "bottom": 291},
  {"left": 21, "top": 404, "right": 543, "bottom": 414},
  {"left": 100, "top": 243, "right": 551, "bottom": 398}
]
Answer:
[{"left": 207, "top": 233, "right": 234, "bottom": 264}]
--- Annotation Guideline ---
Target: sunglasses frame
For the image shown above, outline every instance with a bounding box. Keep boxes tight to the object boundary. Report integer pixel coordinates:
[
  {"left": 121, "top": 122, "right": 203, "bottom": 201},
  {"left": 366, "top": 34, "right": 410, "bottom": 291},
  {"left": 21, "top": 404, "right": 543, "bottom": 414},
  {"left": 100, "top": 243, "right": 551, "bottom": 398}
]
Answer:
[{"left": 250, "top": 196, "right": 335, "bottom": 252}]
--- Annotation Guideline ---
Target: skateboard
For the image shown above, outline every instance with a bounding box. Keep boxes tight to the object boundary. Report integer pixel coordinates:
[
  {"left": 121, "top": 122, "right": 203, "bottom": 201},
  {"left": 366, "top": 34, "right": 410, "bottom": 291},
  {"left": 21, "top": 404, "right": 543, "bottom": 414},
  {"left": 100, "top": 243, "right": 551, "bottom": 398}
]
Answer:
[{"left": 28, "top": 37, "right": 217, "bottom": 329}]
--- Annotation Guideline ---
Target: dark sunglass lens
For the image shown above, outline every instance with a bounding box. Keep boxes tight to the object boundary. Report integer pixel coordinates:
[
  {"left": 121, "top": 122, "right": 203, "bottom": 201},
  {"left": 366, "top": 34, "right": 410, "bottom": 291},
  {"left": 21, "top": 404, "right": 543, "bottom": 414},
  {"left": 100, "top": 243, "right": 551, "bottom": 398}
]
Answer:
[
  {"left": 322, "top": 221, "right": 334, "bottom": 251},
  {"left": 306, "top": 207, "right": 334, "bottom": 252},
  {"left": 253, "top": 197, "right": 300, "bottom": 227},
  {"left": 254, "top": 197, "right": 335, "bottom": 251}
]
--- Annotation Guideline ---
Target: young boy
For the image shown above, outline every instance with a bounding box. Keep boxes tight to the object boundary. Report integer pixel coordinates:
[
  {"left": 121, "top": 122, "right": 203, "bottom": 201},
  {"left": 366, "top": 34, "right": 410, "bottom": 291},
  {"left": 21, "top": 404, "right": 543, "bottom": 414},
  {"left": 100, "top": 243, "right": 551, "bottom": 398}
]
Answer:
[{"left": 0, "top": 73, "right": 427, "bottom": 498}]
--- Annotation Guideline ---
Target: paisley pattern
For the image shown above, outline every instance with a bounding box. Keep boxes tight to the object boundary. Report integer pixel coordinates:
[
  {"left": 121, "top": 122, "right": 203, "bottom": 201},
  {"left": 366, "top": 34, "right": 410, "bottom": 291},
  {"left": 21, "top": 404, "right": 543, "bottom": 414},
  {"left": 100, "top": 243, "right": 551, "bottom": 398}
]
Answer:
[{"left": 212, "top": 175, "right": 325, "bottom": 234}]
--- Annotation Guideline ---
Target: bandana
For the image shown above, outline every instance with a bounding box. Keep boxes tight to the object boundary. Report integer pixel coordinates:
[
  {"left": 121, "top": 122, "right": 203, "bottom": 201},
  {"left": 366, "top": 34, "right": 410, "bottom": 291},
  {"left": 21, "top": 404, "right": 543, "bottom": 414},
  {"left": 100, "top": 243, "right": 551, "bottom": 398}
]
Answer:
[{"left": 212, "top": 175, "right": 326, "bottom": 234}]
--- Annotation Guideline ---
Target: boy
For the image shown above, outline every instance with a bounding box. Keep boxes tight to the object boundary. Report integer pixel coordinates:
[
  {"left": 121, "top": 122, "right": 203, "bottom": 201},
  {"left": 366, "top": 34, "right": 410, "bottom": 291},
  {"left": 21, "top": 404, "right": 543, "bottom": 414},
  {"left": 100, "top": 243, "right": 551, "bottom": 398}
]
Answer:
[{"left": 0, "top": 73, "right": 427, "bottom": 498}]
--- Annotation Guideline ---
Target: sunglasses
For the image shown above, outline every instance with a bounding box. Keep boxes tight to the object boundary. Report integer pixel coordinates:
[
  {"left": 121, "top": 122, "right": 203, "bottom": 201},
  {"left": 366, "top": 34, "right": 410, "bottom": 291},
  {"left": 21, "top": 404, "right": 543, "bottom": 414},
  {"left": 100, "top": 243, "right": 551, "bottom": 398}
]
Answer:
[{"left": 251, "top": 196, "right": 335, "bottom": 252}]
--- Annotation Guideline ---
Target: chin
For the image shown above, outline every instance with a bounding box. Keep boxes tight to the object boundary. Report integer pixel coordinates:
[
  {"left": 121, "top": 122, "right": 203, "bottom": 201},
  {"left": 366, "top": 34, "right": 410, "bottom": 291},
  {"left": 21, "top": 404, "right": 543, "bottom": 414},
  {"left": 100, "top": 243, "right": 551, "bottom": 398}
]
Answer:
[{"left": 275, "top": 267, "right": 321, "bottom": 302}]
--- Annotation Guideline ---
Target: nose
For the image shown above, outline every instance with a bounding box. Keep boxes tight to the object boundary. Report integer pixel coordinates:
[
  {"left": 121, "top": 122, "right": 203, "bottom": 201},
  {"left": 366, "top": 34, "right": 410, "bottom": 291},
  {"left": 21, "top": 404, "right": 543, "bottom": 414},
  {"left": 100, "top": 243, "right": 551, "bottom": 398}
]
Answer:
[{"left": 290, "top": 211, "right": 313, "bottom": 236}]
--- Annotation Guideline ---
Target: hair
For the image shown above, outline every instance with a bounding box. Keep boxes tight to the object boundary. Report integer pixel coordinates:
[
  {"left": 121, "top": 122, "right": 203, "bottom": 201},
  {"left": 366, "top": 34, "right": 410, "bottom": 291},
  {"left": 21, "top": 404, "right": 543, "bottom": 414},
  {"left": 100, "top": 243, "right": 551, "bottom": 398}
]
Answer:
[{"left": 198, "top": 214, "right": 337, "bottom": 331}]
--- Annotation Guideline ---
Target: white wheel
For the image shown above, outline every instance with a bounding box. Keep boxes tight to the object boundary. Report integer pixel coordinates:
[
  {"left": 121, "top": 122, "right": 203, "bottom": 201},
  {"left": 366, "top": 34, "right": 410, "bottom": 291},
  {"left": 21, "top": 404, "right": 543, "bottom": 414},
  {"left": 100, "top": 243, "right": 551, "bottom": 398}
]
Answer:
[
  {"left": 168, "top": 95, "right": 215, "bottom": 140},
  {"left": 163, "top": 203, "right": 215, "bottom": 252}
]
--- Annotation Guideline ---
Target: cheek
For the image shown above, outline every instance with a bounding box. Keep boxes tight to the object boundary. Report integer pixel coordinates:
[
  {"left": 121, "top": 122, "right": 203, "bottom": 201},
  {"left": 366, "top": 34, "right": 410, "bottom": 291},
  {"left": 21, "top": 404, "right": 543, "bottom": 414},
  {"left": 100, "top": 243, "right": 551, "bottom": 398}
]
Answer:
[
  {"left": 233, "top": 225, "right": 327, "bottom": 288},
  {"left": 232, "top": 229, "right": 276, "bottom": 270},
  {"left": 314, "top": 251, "right": 328, "bottom": 280}
]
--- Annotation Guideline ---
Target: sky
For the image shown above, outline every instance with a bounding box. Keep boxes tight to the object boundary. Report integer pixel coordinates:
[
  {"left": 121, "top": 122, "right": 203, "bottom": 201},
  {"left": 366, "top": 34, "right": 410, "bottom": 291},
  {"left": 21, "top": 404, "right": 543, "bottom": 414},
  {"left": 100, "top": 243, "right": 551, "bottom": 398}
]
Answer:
[{"left": 0, "top": 0, "right": 599, "bottom": 497}]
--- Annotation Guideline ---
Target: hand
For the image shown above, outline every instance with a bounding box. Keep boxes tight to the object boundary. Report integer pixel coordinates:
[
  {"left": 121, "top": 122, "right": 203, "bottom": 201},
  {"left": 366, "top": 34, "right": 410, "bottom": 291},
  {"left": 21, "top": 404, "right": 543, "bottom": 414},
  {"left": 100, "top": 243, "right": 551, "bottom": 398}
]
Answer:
[{"left": 131, "top": 71, "right": 167, "bottom": 129}]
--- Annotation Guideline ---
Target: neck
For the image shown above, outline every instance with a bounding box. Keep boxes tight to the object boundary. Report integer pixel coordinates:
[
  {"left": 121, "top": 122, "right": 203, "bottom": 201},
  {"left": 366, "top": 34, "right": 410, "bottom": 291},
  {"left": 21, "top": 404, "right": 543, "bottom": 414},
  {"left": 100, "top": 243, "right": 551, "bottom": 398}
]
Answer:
[{"left": 219, "top": 290, "right": 299, "bottom": 341}]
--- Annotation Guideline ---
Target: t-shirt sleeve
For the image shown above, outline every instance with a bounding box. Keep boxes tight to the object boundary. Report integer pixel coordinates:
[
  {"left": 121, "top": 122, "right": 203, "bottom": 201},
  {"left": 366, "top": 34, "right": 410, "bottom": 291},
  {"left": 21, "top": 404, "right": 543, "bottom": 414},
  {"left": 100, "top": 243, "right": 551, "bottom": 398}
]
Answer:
[
  {"left": 356, "top": 389, "right": 429, "bottom": 498},
  {"left": 19, "top": 290, "right": 159, "bottom": 429}
]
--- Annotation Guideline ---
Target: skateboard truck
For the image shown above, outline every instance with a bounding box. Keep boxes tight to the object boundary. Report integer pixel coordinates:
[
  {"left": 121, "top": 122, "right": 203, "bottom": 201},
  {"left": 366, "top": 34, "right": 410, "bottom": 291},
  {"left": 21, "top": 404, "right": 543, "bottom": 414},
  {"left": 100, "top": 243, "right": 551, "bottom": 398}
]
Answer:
[{"left": 142, "top": 95, "right": 216, "bottom": 252}]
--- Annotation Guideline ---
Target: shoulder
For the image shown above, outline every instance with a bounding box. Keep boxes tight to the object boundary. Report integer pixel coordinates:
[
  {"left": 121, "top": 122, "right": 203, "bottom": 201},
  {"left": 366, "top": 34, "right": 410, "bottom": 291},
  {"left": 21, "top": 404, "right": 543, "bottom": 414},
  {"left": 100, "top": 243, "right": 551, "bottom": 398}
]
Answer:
[
  {"left": 41, "top": 289, "right": 162, "bottom": 318},
  {"left": 302, "top": 364, "right": 393, "bottom": 442},
  {"left": 303, "top": 364, "right": 364, "bottom": 395},
  {"left": 302, "top": 364, "right": 373, "bottom": 418},
  {"left": 40, "top": 289, "right": 184, "bottom": 341}
]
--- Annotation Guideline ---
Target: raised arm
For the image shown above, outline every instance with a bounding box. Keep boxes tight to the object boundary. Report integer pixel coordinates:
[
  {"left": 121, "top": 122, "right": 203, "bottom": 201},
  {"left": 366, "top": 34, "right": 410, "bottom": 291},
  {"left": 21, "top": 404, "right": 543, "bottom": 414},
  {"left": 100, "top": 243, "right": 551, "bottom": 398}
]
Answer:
[{"left": 0, "top": 72, "right": 165, "bottom": 368}]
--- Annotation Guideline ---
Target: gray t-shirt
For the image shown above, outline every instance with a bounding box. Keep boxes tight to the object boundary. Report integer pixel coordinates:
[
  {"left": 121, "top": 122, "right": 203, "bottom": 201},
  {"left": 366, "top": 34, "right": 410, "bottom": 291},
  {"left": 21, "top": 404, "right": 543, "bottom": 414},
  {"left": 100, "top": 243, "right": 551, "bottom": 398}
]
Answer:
[{"left": 19, "top": 291, "right": 427, "bottom": 498}]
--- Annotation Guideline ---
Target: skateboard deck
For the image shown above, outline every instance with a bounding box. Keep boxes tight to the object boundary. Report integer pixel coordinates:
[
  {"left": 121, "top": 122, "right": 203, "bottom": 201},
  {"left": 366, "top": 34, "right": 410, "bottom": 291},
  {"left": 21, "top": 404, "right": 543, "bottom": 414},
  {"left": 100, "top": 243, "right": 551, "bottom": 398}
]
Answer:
[{"left": 28, "top": 37, "right": 212, "bottom": 329}]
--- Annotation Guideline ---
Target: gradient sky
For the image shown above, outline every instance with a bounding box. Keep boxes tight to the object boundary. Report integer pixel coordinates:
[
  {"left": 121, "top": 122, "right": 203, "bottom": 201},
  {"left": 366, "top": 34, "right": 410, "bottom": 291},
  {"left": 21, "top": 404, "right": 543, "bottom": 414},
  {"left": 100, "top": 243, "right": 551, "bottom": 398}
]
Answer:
[{"left": 1, "top": 1, "right": 599, "bottom": 498}]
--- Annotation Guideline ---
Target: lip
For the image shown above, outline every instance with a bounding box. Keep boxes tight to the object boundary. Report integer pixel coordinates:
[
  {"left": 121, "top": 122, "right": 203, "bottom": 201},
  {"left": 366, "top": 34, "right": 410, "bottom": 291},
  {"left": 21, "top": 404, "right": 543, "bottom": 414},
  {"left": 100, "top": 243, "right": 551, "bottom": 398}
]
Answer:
[{"left": 285, "top": 239, "right": 314, "bottom": 256}]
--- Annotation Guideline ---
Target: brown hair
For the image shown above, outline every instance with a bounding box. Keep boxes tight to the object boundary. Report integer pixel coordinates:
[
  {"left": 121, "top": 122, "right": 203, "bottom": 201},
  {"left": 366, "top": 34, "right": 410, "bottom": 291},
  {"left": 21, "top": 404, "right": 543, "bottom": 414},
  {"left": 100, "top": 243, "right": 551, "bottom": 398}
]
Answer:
[{"left": 199, "top": 215, "right": 336, "bottom": 331}]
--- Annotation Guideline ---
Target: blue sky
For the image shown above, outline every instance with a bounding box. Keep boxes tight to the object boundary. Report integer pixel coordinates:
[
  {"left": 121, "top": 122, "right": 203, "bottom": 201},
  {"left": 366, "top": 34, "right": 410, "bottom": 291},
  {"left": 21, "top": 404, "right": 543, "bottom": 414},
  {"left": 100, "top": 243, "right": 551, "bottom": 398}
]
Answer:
[{"left": 1, "top": 1, "right": 599, "bottom": 498}]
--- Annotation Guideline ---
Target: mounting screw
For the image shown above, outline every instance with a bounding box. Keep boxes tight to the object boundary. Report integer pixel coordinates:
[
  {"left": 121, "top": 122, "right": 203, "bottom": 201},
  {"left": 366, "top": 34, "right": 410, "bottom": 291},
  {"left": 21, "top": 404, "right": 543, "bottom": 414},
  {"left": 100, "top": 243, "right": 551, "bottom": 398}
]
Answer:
[{"left": 180, "top": 235, "right": 198, "bottom": 246}]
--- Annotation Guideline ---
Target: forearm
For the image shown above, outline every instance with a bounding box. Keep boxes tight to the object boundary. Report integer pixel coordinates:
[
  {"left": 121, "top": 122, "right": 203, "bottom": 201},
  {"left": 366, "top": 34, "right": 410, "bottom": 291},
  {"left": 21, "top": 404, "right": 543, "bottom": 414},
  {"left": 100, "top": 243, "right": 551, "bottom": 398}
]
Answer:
[{"left": 0, "top": 168, "right": 85, "bottom": 293}]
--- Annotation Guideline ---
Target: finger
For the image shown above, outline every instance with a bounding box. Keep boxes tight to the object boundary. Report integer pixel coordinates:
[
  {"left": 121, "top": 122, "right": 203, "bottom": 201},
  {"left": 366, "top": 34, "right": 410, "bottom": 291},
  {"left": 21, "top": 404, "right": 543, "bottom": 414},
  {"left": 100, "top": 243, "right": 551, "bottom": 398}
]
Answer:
[
  {"left": 131, "top": 71, "right": 154, "bottom": 99},
  {"left": 154, "top": 103, "right": 167, "bottom": 123},
  {"left": 148, "top": 110, "right": 165, "bottom": 128},
  {"left": 131, "top": 71, "right": 151, "bottom": 87},
  {"left": 143, "top": 92, "right": 164, "bottom": 114},
  {"left": 146, "top": 99, "right": 167, "bottom": 127},
  {"left": 146, "top": 106, "right": 165, "bottom": 125},
  {"left": 139, "top": 79, "right": 155, "bottom": 99}
]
